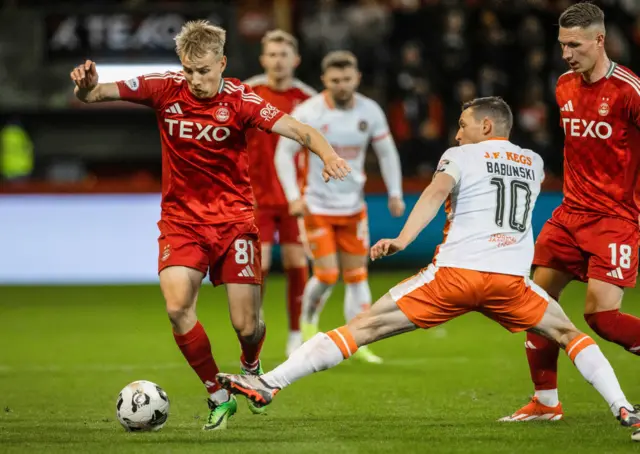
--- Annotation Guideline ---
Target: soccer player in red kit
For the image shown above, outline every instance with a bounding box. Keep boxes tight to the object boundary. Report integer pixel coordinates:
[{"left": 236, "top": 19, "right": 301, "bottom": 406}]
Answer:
[
  {"left": 501, "top": 3, "right": 640, "bottom": 425},
  {"left": 70, "top": 20, "right": 349, "bottom": 431},
  {"left": 244, "top": 30, "right": 317, "bottom": 357}
]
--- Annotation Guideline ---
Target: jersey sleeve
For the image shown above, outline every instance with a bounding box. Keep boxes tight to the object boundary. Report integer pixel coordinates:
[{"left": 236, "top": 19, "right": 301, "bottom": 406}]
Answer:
[
  {"left": 435, "top": 147, "right": 463, "bottom": 185},
  {"left": 369, "top": 101, "right": 391, "bottom": 142},
  {"left": 115, "top": 74, "right": 173, "bottom": 109},
  {"left": 237, "top": 83, "right": 285, "bottom": 131}
]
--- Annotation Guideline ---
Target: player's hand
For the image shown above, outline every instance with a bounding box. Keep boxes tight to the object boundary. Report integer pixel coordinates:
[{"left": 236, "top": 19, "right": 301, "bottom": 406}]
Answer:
[
  {"left": 388, "top": 197, "right": 406, "bottom": 217},
  {"left": 322, "top": 155, "right": 351, "bottom": 182},
  {"left": 370, "top": 238, "right": 406, "bottom": 261},
  {"left": 71, "top": 60, "right": 99, "bottom": 90},
  {"left": 288, "top": 199, "right": 307, "bottom": 217}
]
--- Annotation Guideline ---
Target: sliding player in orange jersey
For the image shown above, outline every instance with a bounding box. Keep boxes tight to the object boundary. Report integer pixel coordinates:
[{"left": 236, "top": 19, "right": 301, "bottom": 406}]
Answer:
[{"left": 217, "top": 97, "right": 640, "bottom": 440}]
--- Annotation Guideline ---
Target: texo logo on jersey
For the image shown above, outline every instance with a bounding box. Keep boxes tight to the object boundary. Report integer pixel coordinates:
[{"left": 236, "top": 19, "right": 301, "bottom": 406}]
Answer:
[
  {"left": 562, "top": 118, "right": 612, "bottom": 139},
  {"left": 164, "top": 119, "right": 230, "bottom": 142}
]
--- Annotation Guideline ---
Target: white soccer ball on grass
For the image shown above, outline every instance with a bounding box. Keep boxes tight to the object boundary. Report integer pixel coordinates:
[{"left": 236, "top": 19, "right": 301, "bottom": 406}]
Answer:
[{"left": 116, "top": 380, "right": 170, "bottom": 432}]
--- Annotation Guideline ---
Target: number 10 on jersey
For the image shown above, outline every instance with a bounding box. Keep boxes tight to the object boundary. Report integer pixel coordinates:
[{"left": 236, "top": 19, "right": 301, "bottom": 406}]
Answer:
[{"left": 490, "top": 177, "right": 532, "bottom": 232}]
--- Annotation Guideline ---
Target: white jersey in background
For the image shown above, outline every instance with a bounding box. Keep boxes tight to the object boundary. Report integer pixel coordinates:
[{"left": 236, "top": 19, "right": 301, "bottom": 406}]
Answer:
[
  {"left": 275, "top": 92, "right": 403, "bottom": 215},
  {"left": 434, "top": 139, "right": 545, "bottom": 277}
]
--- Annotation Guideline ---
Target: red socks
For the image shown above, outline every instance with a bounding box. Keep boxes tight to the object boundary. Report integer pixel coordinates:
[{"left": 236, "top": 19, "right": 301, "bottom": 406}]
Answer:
[
  {"left": 525, "top": 309, "right": 640, "bottom": 393},
  {"left": 173, "top": 322, "right": 220, "bottom": 393},
  {"left": 525, "top": 331, "right": 560, "bottom": 390},
  {"left": 286, "top": 266, "right": 308, "bottom": 332},
  {"left": 585, "top": 310, "right": 640, "bottom": 355}
]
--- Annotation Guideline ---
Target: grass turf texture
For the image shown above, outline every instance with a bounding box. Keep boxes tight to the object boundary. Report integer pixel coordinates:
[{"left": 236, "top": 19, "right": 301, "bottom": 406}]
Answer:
[{"left": 1, "top": 272, "right": 639, "bottom": 453}]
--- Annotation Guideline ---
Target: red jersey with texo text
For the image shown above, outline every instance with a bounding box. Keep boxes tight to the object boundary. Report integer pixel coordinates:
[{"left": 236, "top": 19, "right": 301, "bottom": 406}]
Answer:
[
  {"left": 556, "top": 63, "right": 640, "bottom": 222},
  {"left": 244, "top": 74, "right": 316, "bottom": 208},
  {"left": 116, "top": 72, "right": 285, "bottom": 224}
]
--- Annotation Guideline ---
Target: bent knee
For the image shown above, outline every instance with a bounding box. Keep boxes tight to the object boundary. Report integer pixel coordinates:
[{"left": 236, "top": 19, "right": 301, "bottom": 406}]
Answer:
[
  {"left": 555, "top": 325, "right": 582, "bottom": 349},
  {"left": 233, "top": 317, "right": 264, "bottom": 340},
  {"left": 166, "top": 302, "right": 193, "bottom": 322},
  {"left": 314, "top": 267, "right": 339, "bottom": 285},
  {"left": 343, "top": 267, "right": 368, "bottom": 284}
]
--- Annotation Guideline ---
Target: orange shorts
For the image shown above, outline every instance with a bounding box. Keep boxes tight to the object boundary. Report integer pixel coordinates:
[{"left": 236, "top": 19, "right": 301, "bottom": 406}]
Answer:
[
  {"left": 303, "top": 209, "right": 369, "bottom": 258},
  {"left": 389, "top": 265, "right": 548, "bottom": 333}
]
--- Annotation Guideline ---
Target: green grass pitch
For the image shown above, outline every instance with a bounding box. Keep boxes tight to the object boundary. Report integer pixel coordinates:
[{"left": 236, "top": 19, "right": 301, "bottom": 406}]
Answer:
[{"left": 1, "top": 272, "right": 640, "bottom": 453}]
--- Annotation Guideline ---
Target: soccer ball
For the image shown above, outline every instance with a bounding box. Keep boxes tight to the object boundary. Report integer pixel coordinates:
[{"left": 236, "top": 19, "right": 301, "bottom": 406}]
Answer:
[{"left": 116, "top": 380, "right": 170, "bottom": 432}]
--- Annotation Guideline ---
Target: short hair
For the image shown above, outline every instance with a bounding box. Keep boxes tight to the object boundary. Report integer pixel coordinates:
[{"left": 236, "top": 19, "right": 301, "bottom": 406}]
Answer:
[
  {"left": 559, "top": 2, "right": 605, "bottom": 29},
  {"left": 321, "top": 50, "right": 358, "bottom": 73},
  {"left": 261, "top": 29, "right": 299, "bottom": 54},
  {"left": 462, "top": 97, "right": 513, "bottom": 136},
  {"left": 174, "top": 20, "right": 226, "bottom": 60}
]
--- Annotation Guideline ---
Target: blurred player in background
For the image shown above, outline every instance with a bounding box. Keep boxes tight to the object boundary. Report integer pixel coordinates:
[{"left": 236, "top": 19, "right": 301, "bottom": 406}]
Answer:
[
  {"left": 275, "top": 51, "right": 405, "bottom": 364},
  {"left": 217, "top": 97, "right": 640, "bottom": 438},
  {"left": 501, "top": 3, "right": 640, "bottom": 425},
  {"left": 70, "top": 20, "right": 350, "bottom": 431},
  {"left": 244, "top": 30, "right": 317, "bottom": 357}
]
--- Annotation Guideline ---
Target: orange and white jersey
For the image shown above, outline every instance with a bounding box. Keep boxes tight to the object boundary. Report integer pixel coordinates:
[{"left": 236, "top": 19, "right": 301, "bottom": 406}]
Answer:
[
  {"left": 434, "top": 139, "right": 545, "bottom": 277},
  {"left": 275, "top": 92, "right": 402, "bottom": 216}
]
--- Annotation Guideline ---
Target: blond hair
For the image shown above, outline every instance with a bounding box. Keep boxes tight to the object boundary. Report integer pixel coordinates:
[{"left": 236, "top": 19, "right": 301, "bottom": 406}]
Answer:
[
  {"left": 321, "top": 50, "right": 358, "bottom": 73},
  {"left": 174, "top": 20, "right": 226, "bottom": 60},
  {"left": 261, "top": 29, "right": 299, "bottom": 54}
]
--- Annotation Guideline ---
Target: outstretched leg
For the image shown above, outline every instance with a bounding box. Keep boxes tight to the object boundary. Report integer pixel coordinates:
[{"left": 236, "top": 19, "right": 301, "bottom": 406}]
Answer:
[
  {"left": 528, "top": 293, "right": 638, "bottom": 426},
  {"left": 217, "top": 292, "right": 417, "bottom": 406}
]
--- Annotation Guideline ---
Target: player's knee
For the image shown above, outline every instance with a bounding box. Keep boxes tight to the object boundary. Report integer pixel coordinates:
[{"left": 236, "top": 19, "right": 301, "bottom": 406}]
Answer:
[
  {"left": 314, "top": 267, "right": 339, "bottom": 285},
  {"left": 166, "top": 304, "right": 195, "bottom": 331},
  {"left": 584, "top": 311, "right": 618, "bottom": 341},
  {"left": 554, "top": 325, "right": 582, "bottom": 349},
  {"left": 343, "top": 267, "right": 368, "bottom": 284},
  {"left": 282, "top": 246, "right": 308, "bottom": 269},
  {"left": 236, "top": 318, "right": 265, "bottom": 343}
]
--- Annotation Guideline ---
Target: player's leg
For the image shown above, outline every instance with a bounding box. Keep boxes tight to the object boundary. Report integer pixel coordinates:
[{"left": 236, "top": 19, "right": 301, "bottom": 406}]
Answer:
[
  {"left": 260, "top": 242, "right": 273, "bottom": 297},
  {"left": 161, "top": 266, "right": 224, "bottom": 395},
  {"left": 300, "top": 214, "right": 338, "bottom": 339},
  {"left": 217, "top": 291, "right": 419, "bottom": 406},
  {"left": 255, "top": 207, "right": 276, "bottom": 299},
  {"left": 279, "top": 212, "right": 310, "bottom": 356},
  {"left": 336, "top": 210, "right": 380, "bottom": 363},
  {"left": 523, "top": 266, "right": 573, "bottom": 408},
  {"left": 339, "top": 252, "right": 381, "bottom": 364},
  {"left": 157, "top": 222, "right": 230, "bottom": 430},
  {"left": 208, "top": 224, "right": 264, "bottom": 419},
  {"left": 584, "top": 279, "right": 640, "bottom": 353},
  {"left": 505, "top": 211, "right": 584, "bottom": 419},
  {"left": 492, "top": 276, "right": 639, "bottom": 426},
  {"left": 216, "top": 265, "right": 471, "bottom": 407},
  {"left": 529, "top": 294, "right": 639, "bottom": 426},
  {"left": 582, "top": 217, "right": 640, "bottom": 354}
]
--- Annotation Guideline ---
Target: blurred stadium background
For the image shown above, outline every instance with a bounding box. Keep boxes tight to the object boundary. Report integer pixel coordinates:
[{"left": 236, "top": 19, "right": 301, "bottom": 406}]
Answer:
[{"left": 2, "top": 1, "right": 640, "bottom": 453}]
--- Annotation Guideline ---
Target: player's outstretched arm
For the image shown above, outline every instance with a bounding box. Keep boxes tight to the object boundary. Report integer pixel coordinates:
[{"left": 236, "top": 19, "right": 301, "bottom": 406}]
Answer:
[
  {"left": 71, "top": 60, "right": 121, "bottom": 103},
  {"left": 274, "top": 133, "right": 306, "bottom": 216},
  {"left": 371, "top": 172, "right": 455, "bottom": 261},
  {"left": 272, "top": 114, "right": 350, "bottom": 182},
  {"left": 372, "top": 136, "right": 405, "bottom": 217}
]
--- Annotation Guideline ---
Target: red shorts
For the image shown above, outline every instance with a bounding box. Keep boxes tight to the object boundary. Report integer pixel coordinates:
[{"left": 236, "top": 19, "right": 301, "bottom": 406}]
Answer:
[
  {"left": 255, "top": 205, "right": 301, "bottom": 245},
  {"left": 157, "top": 218, "right": 262, "bottom": 287},
  {"left": 533, "top": 205, "right": 639, "bottom": 287}
]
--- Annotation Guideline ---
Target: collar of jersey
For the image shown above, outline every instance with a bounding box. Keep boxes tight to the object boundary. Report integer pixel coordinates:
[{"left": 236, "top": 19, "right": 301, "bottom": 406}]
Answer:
[{"left": 183, "top": 78, "right": 226, "bottom": 104}]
